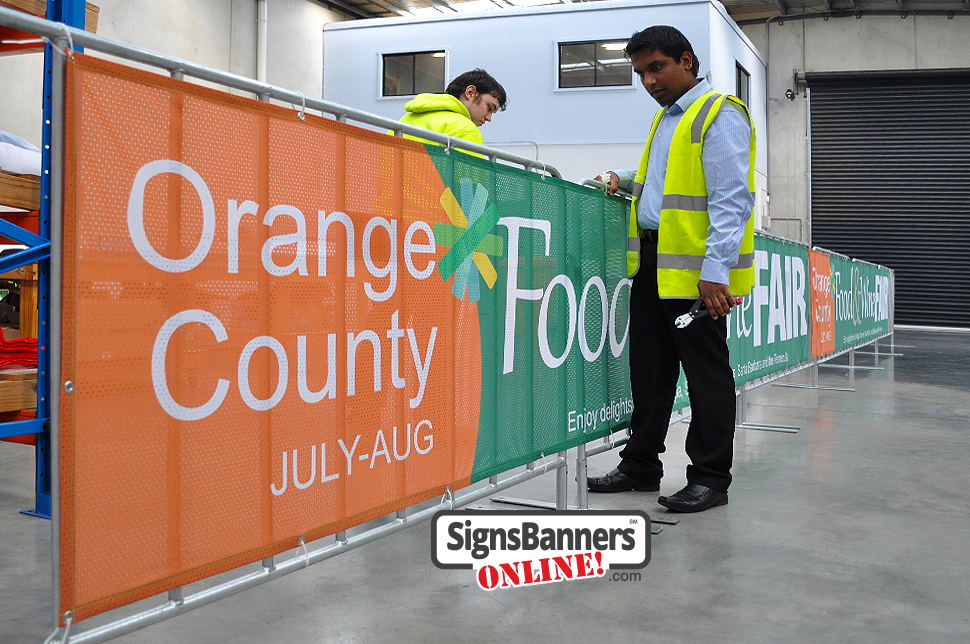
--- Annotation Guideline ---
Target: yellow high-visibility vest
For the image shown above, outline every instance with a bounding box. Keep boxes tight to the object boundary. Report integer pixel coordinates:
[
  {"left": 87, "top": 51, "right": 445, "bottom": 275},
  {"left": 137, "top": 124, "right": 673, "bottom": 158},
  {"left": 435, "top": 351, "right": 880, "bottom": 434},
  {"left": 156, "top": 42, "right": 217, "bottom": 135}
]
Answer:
[{"left": 627, "top": 91, "right": 756, "bottom": 299}]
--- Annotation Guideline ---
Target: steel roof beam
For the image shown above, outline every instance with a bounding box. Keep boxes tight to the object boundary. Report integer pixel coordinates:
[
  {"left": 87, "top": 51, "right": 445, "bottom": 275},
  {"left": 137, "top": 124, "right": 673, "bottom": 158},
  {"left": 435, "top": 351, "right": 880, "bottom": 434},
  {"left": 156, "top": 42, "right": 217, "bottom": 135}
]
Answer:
[
  {"left": 364, "top": 0, "right": 412, "bottom": 16},
  {"left": 313, "top": 0, "right": 372, "bottom": 19}
]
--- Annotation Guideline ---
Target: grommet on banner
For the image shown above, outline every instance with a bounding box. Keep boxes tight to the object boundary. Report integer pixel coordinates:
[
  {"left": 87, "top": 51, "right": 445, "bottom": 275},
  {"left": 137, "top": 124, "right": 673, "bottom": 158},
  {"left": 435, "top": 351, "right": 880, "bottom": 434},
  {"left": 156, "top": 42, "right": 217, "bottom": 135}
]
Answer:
[
  {"left": 297, "top": 536, "right": 309, "bottom": 568},
  {"left": 42, "top": 612, "right": 72, "bottom": 644}
]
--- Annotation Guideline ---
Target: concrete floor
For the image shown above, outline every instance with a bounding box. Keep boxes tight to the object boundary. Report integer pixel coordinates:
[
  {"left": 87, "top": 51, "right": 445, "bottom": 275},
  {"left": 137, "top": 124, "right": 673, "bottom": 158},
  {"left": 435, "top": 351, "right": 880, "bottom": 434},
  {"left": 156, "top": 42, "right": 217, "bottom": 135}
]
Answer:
[{"left": 2, "top": 328, "right": 969, "bottom": 644}]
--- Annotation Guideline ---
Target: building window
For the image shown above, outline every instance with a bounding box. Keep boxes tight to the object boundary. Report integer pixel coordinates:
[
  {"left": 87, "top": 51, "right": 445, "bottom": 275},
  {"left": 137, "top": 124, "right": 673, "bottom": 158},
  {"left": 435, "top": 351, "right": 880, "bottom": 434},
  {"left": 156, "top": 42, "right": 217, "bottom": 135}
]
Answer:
[
  {"left": 558, "top": 40, "right": 631, "bottom": 89},
  {"left": 736, "top": 62, "right": 750, "bottom": 106},
  {"left": 383, "top": 51, "right": 446, "bottom": 97}
]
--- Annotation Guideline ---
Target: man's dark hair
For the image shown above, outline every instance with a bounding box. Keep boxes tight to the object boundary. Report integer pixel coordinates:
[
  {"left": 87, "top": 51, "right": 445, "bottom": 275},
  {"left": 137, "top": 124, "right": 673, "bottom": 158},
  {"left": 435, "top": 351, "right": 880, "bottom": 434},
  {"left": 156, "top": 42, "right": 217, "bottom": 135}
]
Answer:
[
  {"left": 445, "top": 69, "right": 508, "bottom": 111},
  {"left": 624, "top": 26, "right": 700, "bottom": 78}
]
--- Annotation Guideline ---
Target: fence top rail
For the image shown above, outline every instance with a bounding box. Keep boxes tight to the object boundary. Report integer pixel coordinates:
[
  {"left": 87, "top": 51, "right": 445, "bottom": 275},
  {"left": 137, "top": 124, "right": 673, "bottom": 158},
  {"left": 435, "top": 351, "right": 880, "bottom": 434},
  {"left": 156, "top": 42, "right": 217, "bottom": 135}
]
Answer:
[
  {"left": 851, "top": 257, "right": 894, "bottom": 273},
  {"left": 812, "top": 245, "right": 893, "bottom": 273},
  {"left": 755, "top": 228, "right": 811, "bottom": 248},
  {"left": 580, "top": 180, "right": 883, "bottom": 261},
  {"left": 0, "top": 6, "right": 562, "bottom": 180},
  {"left": 580, "top": 177, "right": 634, "bottom": 200}
]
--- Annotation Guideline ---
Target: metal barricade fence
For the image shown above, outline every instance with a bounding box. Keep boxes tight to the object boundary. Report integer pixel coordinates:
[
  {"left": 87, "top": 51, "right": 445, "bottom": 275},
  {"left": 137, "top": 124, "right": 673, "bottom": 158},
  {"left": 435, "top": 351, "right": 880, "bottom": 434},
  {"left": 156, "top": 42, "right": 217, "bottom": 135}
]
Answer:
[
  {"left": 0, "top": 8, "right": 895, "bottom": 642},
  {"left": 0, "top": 8, "right": 579, "bottom": 644},
  {"left": 570, "top": 179, "right": 896, "bottom": 503}
]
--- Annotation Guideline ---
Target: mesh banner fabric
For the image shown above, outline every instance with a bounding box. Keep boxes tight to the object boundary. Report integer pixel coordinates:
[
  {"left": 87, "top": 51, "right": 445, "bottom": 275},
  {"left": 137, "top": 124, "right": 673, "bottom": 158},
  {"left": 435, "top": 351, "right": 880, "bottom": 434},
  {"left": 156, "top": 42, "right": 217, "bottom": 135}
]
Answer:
[
  {"left": 59, "top": 54, "right": 891, "bottom": 624},
  {"left": 668, "top": 235, "right": 892, "bottom": 410},
  {"left": 60, "top": 54, "right": 632, "bottom": 621}
]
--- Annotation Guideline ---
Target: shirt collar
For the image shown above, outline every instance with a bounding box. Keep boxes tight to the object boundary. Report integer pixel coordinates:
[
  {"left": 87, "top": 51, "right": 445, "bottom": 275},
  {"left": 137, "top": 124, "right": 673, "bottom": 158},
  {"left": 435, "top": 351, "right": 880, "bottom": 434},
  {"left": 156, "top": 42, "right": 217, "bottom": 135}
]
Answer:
[{"left": 666, "top": 78, "right": 712, "bottom": 116}]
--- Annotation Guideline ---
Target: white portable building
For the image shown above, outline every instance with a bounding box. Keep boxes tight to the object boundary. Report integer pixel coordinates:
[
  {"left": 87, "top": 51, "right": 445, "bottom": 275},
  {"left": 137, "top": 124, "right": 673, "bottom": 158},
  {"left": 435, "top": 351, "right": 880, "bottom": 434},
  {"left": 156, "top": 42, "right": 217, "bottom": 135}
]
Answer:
[{"left": 323, "top": 0, "right": 767, "bottom": 227}]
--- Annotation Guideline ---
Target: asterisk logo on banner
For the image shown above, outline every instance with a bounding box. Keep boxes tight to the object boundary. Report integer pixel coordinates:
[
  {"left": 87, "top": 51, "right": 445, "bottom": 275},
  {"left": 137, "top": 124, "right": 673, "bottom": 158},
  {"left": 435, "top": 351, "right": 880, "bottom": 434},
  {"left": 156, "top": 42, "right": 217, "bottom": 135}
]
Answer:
[{"left": 435, "top": 178, "right": 503, "bottom": 302}]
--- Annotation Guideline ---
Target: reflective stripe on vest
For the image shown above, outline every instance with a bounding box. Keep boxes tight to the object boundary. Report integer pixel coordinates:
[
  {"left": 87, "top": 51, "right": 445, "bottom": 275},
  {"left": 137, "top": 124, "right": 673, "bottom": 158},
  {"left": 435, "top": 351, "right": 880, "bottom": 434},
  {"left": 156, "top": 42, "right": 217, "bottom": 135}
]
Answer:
[{"left": 658, "top": 252, "right": 754, "bottom": 271}]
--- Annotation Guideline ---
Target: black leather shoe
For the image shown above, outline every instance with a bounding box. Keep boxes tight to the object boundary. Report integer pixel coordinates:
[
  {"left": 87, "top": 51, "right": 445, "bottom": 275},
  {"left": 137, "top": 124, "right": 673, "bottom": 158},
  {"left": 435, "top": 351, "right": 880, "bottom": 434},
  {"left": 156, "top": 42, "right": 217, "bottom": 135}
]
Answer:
[
  {"left": 588, "top": 468, "right": 660, "bottom": 493},
  {"left": 658, "top": 483, "right": 728, "bottom": 512}
]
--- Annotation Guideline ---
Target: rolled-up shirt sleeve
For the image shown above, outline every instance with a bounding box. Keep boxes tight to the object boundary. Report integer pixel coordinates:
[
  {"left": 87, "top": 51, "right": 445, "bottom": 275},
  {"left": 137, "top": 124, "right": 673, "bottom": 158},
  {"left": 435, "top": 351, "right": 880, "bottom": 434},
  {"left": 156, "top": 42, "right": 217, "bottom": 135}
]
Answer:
[
  {"left": 700, "top": 104, "right": 754, "bottom": 285},
  {"left": 614, "top": 169, "right": 636, "bottom": 192}
]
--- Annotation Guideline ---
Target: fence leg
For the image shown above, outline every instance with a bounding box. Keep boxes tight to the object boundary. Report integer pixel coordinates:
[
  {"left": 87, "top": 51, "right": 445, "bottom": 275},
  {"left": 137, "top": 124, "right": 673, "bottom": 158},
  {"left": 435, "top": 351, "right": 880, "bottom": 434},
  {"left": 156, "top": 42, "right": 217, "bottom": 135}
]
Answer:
[
  {"left": 576, "top": 443, "right": 588, "bottom": 510},
  {"left": 735, "top": 384, "right": 799, "bottom": 433},
  {"left": 491, "top": 453, "right": 574, "bottom": 510},
  {"left": 556, "top": 451, "right": 568, "bottom": 511},
  {"left": 774, "top": 360, "right": 855, "bottom": 392}
]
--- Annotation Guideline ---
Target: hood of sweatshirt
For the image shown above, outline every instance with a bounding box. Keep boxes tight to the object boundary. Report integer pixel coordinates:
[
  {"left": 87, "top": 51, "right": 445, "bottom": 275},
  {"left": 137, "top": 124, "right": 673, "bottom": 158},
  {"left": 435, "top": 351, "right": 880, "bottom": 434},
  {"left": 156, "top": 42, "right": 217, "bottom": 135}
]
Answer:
[{"left": 404, "top": 93, "right": 471, "bottom": 120}]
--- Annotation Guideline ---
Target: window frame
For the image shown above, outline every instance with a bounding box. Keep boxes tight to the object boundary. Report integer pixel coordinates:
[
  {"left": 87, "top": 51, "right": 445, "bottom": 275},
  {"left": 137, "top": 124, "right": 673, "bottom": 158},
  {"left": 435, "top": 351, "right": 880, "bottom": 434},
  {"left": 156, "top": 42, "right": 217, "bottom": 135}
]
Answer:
[
  {"left": 379, "top": 49, "right": 448, "bottom": 100},
  {"left": 555, "top": 38, "right": 636, "bottom": 92},
  {"left": 736, "top": 61, "right": 751, "bottom": 106}
]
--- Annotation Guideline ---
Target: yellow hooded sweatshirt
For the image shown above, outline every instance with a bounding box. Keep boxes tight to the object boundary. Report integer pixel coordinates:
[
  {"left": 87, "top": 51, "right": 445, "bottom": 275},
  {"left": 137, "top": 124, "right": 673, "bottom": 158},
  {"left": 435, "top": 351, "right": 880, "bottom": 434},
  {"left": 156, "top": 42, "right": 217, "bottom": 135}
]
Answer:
[{"left": 396, "top": 93, "right": 483, "bottom": 147}]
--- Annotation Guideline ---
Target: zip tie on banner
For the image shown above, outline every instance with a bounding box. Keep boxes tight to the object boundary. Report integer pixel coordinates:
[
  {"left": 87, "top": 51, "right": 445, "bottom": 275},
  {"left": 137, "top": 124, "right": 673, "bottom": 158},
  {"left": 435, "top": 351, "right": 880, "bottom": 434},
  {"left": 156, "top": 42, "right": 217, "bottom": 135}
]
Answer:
[
  {"left": 445, "top": 135, "right": 452, "bottom": 155},
  {"left": 440, "top": 485, "right": 454, "bottom": 510},
  {"left": 297, "top": 536, "right": 309, "bottom": 568},
  {"left": 43, "top": 612, "right": 72, "bottom": 644},
  {"left": 44, "top": 22, "right": 75, "bottom": 60},
  {"left": 540, "top": 451, "right": 555, "bottom": 470},
  {"left": 608, "top": 429, "right": 615, "bottom": 450},
  {"left": 292, "top": 93, "right": 306, "bottom": 121}
]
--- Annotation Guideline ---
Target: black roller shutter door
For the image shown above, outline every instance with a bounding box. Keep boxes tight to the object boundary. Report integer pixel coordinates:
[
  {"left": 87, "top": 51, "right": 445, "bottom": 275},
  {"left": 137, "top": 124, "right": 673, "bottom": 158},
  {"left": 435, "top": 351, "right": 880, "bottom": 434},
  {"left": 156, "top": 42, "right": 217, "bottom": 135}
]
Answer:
[{"left": 807, "top": 69, "right": 970, "bottom": 328}]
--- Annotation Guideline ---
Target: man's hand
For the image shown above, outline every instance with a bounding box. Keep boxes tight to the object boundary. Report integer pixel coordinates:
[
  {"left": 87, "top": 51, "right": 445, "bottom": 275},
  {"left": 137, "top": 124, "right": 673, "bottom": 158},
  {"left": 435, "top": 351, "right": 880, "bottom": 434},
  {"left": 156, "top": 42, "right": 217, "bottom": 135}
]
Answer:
[
  {"left": 698, "top": 280, "right": 736, "bottom": 320},
  {"left": 597, "top": 171, "right": 618, "bottom": 196}
]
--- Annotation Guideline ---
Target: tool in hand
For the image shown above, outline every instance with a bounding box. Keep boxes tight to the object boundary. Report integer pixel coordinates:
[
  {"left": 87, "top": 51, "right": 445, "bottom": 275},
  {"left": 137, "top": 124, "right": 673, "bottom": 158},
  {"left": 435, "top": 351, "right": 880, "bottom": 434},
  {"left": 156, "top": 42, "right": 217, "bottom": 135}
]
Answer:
[{"left": 675, "top": 297, "right": 742, "bottom": 329}]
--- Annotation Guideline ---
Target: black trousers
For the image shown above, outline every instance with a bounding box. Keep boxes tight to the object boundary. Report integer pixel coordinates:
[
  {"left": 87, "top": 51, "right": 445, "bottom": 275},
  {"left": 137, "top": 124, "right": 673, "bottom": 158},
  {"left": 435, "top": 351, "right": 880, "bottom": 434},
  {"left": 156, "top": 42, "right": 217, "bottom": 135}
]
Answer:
[{"left": 617, "top": 239, "right": 737, "bottom": 493}]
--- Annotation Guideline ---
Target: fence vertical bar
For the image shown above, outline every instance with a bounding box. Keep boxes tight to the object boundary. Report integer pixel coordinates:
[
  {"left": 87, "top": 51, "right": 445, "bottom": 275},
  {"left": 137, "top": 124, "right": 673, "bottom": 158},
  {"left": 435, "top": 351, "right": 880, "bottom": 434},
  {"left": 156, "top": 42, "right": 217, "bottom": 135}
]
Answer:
[
  {"left": 735, "top": 383, "right": 799, "bottom": 433},
  {"left": 47, "top": 20, "right": 74, "bottom": 628},
  {"left": 555, "top": 451, "right": 568, "bottom": 510},
  {"left": 576, "top": 443, "right": 588, "bottom": 510}
]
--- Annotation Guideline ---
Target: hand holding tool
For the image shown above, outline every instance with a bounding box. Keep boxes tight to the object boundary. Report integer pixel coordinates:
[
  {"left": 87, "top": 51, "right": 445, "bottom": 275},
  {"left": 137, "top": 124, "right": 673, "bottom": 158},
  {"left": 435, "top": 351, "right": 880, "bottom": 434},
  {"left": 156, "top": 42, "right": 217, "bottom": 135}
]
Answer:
[{"left": 675, "top": 297, "right": 742, "bottom": 329}]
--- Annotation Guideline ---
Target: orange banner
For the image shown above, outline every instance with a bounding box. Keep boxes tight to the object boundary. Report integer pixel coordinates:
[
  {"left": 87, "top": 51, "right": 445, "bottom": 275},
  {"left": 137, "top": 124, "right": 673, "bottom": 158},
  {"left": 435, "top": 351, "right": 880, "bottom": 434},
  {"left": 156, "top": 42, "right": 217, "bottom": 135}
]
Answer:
[
  {"left": 809, "top": 249, "right": 836, "bottom": 357},
  {"left": 61, "top": 54, "right": 480, "bottom": 621}
]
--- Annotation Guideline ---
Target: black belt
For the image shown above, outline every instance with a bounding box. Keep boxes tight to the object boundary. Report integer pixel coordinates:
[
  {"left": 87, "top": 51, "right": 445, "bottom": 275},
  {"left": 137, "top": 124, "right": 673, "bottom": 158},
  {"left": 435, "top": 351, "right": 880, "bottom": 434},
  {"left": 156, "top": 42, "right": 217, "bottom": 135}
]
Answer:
[{"left": 639, "top": 229, "right": 659, "bottom": 243}]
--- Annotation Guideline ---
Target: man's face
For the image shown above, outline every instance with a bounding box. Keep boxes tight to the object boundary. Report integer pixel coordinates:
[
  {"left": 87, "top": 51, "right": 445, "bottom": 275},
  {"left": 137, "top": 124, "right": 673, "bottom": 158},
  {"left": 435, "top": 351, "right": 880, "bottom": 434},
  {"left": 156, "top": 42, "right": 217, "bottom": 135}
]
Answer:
[
  {"left": 461, "top": 86, "right": 501, "bottom": 127},
  {"left": 631, "top": 48, "right": 698, "bottom": 108}
]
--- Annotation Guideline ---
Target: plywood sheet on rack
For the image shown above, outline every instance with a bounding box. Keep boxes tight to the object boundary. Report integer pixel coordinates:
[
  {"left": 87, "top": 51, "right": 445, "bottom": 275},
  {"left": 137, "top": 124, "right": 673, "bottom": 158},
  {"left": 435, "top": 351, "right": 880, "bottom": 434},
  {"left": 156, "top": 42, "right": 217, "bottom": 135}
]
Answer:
[
  {"left": 0, "top": 173, "right": 40, "bottom": 211},
  {"left": 0, "top": 0, "right": 100, "bottom": 56}
]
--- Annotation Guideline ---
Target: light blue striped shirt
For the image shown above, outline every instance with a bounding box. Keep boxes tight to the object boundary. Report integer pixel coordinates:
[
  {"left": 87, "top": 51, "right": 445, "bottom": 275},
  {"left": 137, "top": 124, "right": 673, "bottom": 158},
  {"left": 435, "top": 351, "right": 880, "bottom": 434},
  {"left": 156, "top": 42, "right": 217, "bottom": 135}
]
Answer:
[{"left": 616, "top": 79, "right": 754, "bottom": 285}]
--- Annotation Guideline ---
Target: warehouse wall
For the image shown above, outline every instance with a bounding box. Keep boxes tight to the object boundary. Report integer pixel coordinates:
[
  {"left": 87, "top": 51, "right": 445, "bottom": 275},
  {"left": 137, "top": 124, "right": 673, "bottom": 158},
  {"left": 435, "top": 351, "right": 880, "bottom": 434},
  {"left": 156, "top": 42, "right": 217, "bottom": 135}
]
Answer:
[
  {"left": 0, "top": 0, "right": 349, "bottom": 149},
  {"left": 741, "top": 14, "right": 970, "bottom": 243}
]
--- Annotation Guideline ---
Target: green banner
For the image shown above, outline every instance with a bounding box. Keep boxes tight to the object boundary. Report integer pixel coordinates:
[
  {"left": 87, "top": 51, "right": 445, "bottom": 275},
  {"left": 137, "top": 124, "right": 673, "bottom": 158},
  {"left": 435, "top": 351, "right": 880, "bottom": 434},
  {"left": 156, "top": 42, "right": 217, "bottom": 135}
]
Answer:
[
  {"left": 425, "top": 148, "right": 893, "bottom": 481},
  {"left": 427, "top": 145, "right": 890, "bottom": 480},
  {"left": 828, "top": 254, "right": 892, "bottom": 350},
  {"left": 729, "top": 236, "right": 813, "bottom": 382},
  {"left": 422, "top": 149, "right": 634, "bottom": 481}
]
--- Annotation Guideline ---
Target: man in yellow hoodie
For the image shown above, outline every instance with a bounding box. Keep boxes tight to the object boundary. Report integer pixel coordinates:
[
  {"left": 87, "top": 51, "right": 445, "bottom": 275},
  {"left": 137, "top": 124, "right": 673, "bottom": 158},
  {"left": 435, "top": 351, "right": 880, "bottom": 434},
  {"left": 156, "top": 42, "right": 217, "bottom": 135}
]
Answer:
[{"left": 396, "top": 69, "right": 507, "bottom": 147}]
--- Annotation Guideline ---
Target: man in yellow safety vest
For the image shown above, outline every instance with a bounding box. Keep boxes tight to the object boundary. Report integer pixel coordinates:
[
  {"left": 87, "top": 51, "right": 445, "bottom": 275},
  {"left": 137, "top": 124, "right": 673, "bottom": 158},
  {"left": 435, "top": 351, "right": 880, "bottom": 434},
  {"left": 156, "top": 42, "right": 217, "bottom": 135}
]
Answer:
[{"left": 588, "top": 25, "right": 756, "bottom": 513}]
